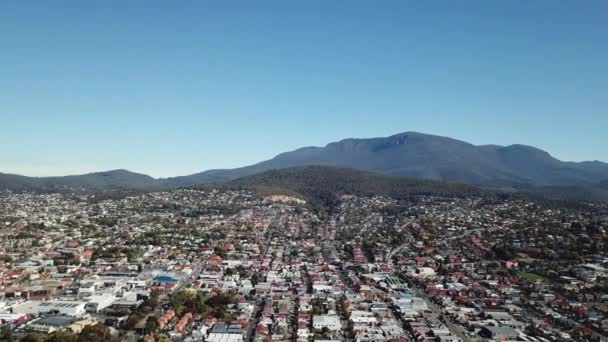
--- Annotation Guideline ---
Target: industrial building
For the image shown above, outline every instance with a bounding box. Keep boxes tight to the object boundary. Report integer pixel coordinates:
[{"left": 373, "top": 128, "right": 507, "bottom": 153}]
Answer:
[
  {"left": 207, "top": 324, "right": 244, "bottom": 342},
  {"left": 84, "top": 294, "right": 117, "bottom": 313},
  {"left": 12, "top": 300, "right": 87, "bottom": 317}
]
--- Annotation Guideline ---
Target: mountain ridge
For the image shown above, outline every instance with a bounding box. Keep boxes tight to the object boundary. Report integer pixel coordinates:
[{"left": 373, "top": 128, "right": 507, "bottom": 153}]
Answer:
[
  {"left": 165, "top": 131, "right": 608, "bottom": 188},
  {"left": 1, "top": 132, "right": 607, "bottom": 199},
  {"left": 0, "top": 169, "right": 158, "bottom": 191}
]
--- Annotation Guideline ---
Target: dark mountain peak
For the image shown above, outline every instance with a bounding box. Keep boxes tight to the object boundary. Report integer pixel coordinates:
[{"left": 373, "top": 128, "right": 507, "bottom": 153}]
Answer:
[
  {"left": 391, "top": 131, "right": 470, "bottom": 141},
  {"left": 579, "top": 160, "right": 608, "bottom": 166},
  {"left": 0, "top": 168, "right": 158, "bottom": 192},
  {"left": 99, "top": 168, "right": 132, "bottom": 174},
  {"left": 502, "top": 144, "right": 550, "bottom": 154},
  {"left": 387, "top": 132, "right": 477, "bottom": 151},
  {"left": 390, "top": 131, "right": 442, "bottom": 139},
  {"left": 323, "top": 131, "right": 474, "bottom": 154},
  {"left": 89, "top": 169, "right": 155, "bottom": 179},
  {"left": 497, "top": 145, "right": 556, "bottom": 166}
]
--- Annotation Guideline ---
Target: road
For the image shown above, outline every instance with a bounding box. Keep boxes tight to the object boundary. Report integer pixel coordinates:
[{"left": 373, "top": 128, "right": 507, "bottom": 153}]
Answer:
[
  {"left": 410, "top": 286, "right": 474, "bottom": 342},
  {"left": 321, "top": 241, "right": 356, "bottom": 291},
  {"left": 381, "top": 214, "right": 476, "bottom": 342},
  {"left": 442, "top": 226, "right": 503, "bottom": 242},
  {"left": 173, "top": 260, "right": 204, "bottom": 293},
  {"left": 245, "top": 298, "right": 265, "bottom": 342},
  {"left": 387, "top": 218, "right": 416, "bottom": 268}
]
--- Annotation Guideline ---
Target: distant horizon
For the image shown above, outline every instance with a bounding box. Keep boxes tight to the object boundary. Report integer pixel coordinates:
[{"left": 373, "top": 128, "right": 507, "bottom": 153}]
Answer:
[
  {"left": 2, "top": 130, "right": 606, "bottom": 178},
  {"left": 2, "top": 1, "right": 607, "bottom": 177}
]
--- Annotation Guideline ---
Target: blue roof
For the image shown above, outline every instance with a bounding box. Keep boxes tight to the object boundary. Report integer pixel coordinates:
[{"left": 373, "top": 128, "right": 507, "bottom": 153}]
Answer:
[
  {"left": 211, "top": 324, "right": 243, "bottom": 334},
  {"left": 36, "top": 316, "right": 77, "bottom": 327},
  {"left": 154, "top": 275, "right": 179, "bottom": 283}
]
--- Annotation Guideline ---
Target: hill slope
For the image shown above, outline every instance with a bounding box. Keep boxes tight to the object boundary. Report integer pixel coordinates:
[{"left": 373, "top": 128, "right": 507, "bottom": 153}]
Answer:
[
  {"left": 0, "top": 169, "right": 158, "bottom": 191},
  {"left": 222, "top": 166, "right": 485, "bottom": 208},
  {"left": 167, "top": 132, "right": 608, "bottom": 189},
  {"left": 2, "top": 132, "right": 607, "bottom": 197}
]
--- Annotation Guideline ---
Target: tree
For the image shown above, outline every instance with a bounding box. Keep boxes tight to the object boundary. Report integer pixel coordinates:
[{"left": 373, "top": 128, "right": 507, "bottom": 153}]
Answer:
[
  {"left": 0, "top": 255, "right": 13, "bottom": 263},
  {"left": 46, "top": 331, "right": 78, "bottom": 342},
  {"left": 206, "top": 293, "right": 235, "bottom": 307},
  {"left": 145, "top": 316, "right": 159, "bottom": 334},
  {"left": 170, "top": 291, "right": 210, "bottom": 315},
  {"left": 19, "top": 334, "right": 43, "bottom": 342},
  {"left": 125, "top": 313, "right": 144, "bottom": 330},
  {"left": 149, "top": 289, "right": 161, "bottom": 307},
  {"left": 78, "top": 324, "right": 118, "bottom": 342},
  {"left": 251, "top": 272, "right": 262, "bottom": 286},
  {"left": 0, "top": 325, "right": 13, "bottom": 341}
]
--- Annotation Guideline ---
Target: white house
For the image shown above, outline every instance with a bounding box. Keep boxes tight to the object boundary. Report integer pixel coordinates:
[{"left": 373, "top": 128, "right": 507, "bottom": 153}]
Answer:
[
  {"left": 313, "top": 315, "right": 341, "bottom": 331},
  {"left": 350, "top": 310, "right": 377, "bottom": 324}
]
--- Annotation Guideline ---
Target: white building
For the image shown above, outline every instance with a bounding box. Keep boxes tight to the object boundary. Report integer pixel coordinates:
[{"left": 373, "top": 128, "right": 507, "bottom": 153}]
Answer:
[
  {"left": 12, "top": 300, "right": 87, "bottom": 317},
  {"left": 85, "top": 294, "right": 117, "bottom": 313},
  {"left": 350, "top": 310, "right": 377, "bottom": 324},
  {"left": 312, "top": 284, "right": 333, "bottom": 294},
  {"left": 297, "top": 327, "right": 311, "bottom": 340},
  {"left": 313, "top": 315, "right": 341, "bottom": 331},
  {"left": 78, "top": 279, "right": 101, "bottom": 297},
  {"left": 207, "top": 324, "right": 244, "bottom": 342}
]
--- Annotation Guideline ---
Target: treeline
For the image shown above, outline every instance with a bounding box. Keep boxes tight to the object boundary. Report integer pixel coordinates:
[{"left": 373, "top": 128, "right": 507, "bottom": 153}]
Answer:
[
  {"left": 1, "top": 324, "right": 119, "bottom": 342},
  {"left": 221, "top": 166, "right": 485, "bottom": 211},
  {"left": 170, "top": 291, "right": 237, "bottom": 319}
]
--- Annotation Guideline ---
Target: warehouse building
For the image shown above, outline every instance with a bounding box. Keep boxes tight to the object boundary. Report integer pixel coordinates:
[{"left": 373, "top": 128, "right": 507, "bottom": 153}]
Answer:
[
  {"left": 12, "top": 300, "right": 87, "bottom": 317},
  {"left": 207, "top": 324, "right": 244, "bottom": 342},
  {"left": 84, "top": 294, "right": 117, "bottom": 313}
]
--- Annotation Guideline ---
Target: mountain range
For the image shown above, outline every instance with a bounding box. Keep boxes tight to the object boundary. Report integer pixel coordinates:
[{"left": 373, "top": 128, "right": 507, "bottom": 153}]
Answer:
[{"left": 2, "top": 132, "right": 607, "bottom": 199}]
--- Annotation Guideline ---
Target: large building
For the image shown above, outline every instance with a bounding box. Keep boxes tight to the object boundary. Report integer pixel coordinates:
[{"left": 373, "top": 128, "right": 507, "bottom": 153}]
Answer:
[
  {"left": 207, "top": 324, "right": 244, "bottom": 342},
  {"left": 26, "top": 316, "right": 77, "bottom": 333},
  {"left": 84, "top": 294, "right": 117, "bottom": 313},
  {"left": 12, "top": 300, "right": 87, "bottom": 317},
  {"left": 312, "top": 315, "right": 342, "bottom": 331}
]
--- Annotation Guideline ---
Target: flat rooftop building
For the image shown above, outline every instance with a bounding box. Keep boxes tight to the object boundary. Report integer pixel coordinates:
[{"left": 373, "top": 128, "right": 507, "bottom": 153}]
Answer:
[
  {"left": 12, "top": 300, "right": 87, "bottom": 317},
  {"left": 207, "top": 324, "right": 244, "bottom": 342}
]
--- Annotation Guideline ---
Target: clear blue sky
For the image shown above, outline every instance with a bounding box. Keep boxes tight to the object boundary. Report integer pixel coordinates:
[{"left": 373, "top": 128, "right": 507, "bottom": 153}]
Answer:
[{"left": 1, "top": 1, "right": 607, "bottom": 177}]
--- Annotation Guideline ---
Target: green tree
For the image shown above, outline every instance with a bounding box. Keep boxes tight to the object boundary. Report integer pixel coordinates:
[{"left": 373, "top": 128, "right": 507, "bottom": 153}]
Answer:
[
  {"left": 19, "top": 334, "right": 43, "bottom": 342},
  {"left": 0, "top": 255, "right": 13, "bottom": 263},
  {"left": 77, "top": 324, "right": 118, "bottom": 342},
  {"left": 125, "top": 313, "right": 144, "bottom": 330},
  {"left": 145, "top": 316, "right": 159, "bottom": 334},
  {"left": 206, "top": 293, "right": 235, "bottom": 307},
  {"left": 46, "top": 331, "right": 78, "bottom": 342},
  {"left": 0, "top": 325, "right": 13, "bottom": 341}
]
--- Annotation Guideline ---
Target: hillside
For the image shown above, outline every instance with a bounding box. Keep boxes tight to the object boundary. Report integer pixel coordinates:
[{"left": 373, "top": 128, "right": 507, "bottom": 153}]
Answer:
[
  {"left": 2, "top": 132, "right": 607, "bottom": 199},
  {"left": 165, "top": 132, "right": 608, "bottom": 189},
  {"left": 0, "top": 169, "right": 158, "bottom": 192},
  {"left": 222, "top": 166, "right": 485, "bottom": 209}
]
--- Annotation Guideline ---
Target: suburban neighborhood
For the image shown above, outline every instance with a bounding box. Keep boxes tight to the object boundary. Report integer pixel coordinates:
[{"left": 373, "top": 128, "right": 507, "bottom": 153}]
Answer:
[{"left": 0, "top": 188, "right": 607, "bottom": 341}]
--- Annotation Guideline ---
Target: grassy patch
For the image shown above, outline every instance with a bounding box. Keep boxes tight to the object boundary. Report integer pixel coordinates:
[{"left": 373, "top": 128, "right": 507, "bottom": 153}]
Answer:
[{"left": 519, "top": 272, "right": 546, "bottom": 282}]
